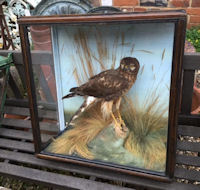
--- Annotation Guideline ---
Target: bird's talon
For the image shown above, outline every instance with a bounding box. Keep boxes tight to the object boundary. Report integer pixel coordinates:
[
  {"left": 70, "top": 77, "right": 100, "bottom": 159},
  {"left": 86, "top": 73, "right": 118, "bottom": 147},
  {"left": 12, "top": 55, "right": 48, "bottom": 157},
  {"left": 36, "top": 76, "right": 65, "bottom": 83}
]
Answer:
[{"left": 114, "top": 122, "right": 129, "bottom": 138}]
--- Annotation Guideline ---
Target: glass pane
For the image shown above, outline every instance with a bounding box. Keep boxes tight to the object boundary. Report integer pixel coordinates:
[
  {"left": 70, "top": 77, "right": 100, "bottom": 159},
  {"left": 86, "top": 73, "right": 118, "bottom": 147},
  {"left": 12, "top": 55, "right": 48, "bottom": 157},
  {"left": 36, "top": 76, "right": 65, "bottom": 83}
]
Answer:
[
  {"left": 28, "top": 25, "right": 59, "bottom": 144},
  {"left": 36, "top": 22, "right": 176, "bottom": 174}
]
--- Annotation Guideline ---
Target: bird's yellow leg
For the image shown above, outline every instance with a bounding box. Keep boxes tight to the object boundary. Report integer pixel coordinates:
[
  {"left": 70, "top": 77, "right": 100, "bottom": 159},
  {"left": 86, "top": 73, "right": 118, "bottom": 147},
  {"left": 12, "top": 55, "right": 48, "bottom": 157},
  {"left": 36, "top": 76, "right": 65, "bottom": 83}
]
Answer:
[
  {"left": 110, "top": 112, "right": 122, "bottom": 129},
  {"left": 117, "top": 110, "right": 126, "bottom": 129},
  {"left": 111, "top": 111, "right": 129, "bottom": 138},
  {"left": 117, "top": 110, "right": 123, "bottom": 124},
  {"left": 115, "top": 97, "right": 125, "bottom": 126}
]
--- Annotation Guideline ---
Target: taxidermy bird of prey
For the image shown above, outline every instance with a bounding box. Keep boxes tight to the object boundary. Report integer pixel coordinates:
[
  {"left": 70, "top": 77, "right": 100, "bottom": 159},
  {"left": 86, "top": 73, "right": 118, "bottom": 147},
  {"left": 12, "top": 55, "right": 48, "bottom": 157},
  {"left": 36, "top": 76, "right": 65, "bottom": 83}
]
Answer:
[{"left": 63, "top": 57, "right": 140, "bottom": 132}]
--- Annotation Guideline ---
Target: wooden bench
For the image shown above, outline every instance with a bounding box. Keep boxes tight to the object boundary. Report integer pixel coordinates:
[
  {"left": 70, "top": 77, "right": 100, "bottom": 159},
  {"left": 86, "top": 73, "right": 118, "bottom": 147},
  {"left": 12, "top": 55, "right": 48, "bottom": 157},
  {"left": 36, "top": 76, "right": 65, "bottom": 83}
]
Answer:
[{"left": 0, "top": 50, "right": 199, "bottom": 190}]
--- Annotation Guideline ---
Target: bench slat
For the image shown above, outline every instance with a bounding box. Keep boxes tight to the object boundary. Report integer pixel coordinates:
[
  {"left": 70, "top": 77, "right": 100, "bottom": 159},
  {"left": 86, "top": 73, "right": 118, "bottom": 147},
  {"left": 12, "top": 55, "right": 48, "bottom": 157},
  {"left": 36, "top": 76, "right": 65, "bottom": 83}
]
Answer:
[
  {"left": 178, "top": 125, "right": 200, "bottom": 137},
  {"left": 177, "top": 140, "right": 200, "bottom": 152},
  {"left": 175, "top": 167, "right": 200, "bottom": 182},
  {"left": 178, "top": 114, "right": 200, "bottom": 127},
  {"left": 5, "top": 99, "right": 57, "bottom": 110},
  {"left": 4, "top": 106, "right": 29, "bottom": 116},
  {"left": 176, "top": 154, "right": 200, "bottom": 167},
  {"left": 4, "top": 106, "right": 57, "bottom": 120},
  {"left": 0, "top": 139, "right": 34, "bottom": 152},
  {"left": 1, "top": 118, "right": 59, "bottom": 132},
  {"left": 0, "top": 128, "right": 52, "bottom": 142},
  {"left": 0, "top": 149, "right": 163, "bottom": 189},
  {"left": 0, "top": 162, "right": 133, "bottom": 190},
  {"left": 0, "top": 148, "right": 198, "bottom": 190},
  {"left": 0, "top": 128, "right": 33, "bottom": 141}
]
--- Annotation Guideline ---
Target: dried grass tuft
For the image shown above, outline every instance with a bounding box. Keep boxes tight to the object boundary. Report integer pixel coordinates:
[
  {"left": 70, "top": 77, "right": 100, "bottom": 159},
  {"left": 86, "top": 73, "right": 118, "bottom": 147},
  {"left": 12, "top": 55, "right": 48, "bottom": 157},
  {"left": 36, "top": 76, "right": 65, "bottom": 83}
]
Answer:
[
  {"left": 122, "top": 95, "right": 168, "bottom": 170},
  {"left": 48, "top": 93, "right": 168, "bottom": 171},
  {"left": 46, "top": 101, "right": 112, "bottom": 159}
]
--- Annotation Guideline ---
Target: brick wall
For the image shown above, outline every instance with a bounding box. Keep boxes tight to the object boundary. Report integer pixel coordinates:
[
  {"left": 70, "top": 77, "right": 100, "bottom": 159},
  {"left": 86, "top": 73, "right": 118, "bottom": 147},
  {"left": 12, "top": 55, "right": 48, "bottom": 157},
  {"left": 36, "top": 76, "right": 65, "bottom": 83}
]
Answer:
[{"left": 89, "top": 0, "right": 200, "bottom": 28}]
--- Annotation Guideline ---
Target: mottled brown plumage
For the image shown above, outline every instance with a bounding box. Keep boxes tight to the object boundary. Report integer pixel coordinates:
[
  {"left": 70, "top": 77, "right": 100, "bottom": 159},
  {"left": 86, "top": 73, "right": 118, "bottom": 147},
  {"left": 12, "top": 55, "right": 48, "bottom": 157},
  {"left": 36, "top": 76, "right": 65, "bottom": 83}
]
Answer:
[
  {"left": 63, "top": 57, "right": 140, "bottom": 136},
  {"left": 63, "top": 57, "right": 140, "bottom": 100}
]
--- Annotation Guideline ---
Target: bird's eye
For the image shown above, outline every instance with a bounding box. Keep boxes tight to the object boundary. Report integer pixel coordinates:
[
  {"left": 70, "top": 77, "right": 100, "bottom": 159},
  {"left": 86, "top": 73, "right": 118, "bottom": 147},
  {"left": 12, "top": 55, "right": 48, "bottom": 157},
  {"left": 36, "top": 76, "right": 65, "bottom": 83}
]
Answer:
[{"left": 130, "top": 66, "right": 135, "bottom": 71}]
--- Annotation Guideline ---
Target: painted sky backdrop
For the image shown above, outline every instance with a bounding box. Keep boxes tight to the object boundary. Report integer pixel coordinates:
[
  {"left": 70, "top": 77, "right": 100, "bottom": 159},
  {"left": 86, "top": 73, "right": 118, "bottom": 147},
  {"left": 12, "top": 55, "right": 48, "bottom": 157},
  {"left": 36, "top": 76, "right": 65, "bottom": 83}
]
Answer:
[{"left": 52, "top": 22, "right": 175, "bottom": 127}]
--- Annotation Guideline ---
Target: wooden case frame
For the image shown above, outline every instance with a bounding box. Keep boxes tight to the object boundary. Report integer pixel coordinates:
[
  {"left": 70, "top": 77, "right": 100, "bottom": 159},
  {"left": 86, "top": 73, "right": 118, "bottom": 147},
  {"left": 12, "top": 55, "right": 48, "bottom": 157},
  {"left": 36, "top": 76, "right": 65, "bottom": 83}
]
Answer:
[{"left": 18, "top": 10, "right": 186, "bottom": 182}]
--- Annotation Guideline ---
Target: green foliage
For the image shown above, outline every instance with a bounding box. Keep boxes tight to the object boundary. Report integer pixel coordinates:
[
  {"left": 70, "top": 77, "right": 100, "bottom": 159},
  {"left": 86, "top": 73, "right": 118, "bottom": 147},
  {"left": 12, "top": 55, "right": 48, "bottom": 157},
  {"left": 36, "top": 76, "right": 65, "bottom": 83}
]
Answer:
[{"left": 186, "top": 25, "right": 200, "bottom": 52}]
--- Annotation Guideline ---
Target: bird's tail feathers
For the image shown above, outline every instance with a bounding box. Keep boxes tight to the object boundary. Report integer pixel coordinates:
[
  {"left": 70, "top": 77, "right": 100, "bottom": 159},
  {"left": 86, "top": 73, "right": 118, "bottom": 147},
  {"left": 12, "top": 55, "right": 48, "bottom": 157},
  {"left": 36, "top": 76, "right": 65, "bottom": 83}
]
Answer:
[
  {"left": 62, "top": 93, "right": 76, "bottom": 99},
  {"left": 70, "top": 87, "right": 78, "bottom": 93}
]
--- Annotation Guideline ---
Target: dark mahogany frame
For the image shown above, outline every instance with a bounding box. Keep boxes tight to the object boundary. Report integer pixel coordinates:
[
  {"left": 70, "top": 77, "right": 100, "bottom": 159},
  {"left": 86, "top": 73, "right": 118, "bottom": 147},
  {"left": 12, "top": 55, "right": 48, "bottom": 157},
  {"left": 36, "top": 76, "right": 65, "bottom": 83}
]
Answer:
[{"left": 18, "top": 10, "right": 186, "bottom": 182}]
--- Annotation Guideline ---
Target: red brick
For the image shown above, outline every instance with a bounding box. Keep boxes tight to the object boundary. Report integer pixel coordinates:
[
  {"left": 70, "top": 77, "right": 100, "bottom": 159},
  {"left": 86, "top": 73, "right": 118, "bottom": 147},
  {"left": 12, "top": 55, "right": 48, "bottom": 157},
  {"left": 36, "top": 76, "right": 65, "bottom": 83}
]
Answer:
[
  {"left": 113, "top": 0, "right": 139, "bottom": 6},
  {"left": 187, "top": 8, "right": 200, "bottom": 15},
  {"left": 169, "top": 0, "right": 189, "bottom": 7},
  {"left": 190, "top": 15, "right": 200, "bottom": 23},
  {"left": 134, "top": 7, "right": 147, "bottom": 12},
  {"left": 192, "top": 0, "right": 200, "bottom": 7},
  {"left": 187, "top": 23, "right": 200, "bottom": 28}
]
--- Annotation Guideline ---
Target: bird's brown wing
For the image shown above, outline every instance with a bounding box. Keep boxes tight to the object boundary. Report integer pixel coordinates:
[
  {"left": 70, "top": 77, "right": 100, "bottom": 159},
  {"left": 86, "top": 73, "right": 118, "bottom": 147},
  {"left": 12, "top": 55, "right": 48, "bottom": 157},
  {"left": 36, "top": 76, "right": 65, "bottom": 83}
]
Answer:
[
  {"left": 89, "top": 69, "right": 113, "bottom": 80},
  {"left": 74, "top": 70, "right": 130, "bottom": 99}
]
